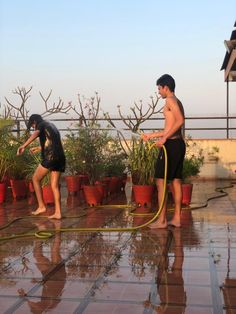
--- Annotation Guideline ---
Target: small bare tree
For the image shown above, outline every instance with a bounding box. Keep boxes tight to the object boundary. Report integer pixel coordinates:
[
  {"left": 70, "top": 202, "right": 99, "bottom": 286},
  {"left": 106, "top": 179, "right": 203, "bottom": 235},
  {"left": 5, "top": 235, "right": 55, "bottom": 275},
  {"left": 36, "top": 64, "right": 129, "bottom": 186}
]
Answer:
[
  {"left": 104, "top": 94, "right": 162, "bottom": 155},
  {"left": 4, "top": 86, "right": 33, "bottom": 125},
  {"left": 70, "top": 92, "right": 101, "bottom": 127},
  {"left": 39, "top": 89, "right": 71, "bottom": 118},
  {"left": 3, "top": 86, "right": 72, "bottom": 130}
]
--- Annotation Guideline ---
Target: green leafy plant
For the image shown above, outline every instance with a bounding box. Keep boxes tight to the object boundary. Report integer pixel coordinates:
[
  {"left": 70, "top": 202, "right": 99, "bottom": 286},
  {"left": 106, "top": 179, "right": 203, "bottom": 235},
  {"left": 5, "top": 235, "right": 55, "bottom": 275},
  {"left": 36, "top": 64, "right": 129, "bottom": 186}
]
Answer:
[
  {"left": 103, "top": 138, "right": 126, "bottom": 177},
  {"left": 64, "top": 132, "right": 85, "bottom": 175},
  {"left": 0, "top": 118, "right": 14, "bottom": 182},
  {"left": 75, "top": 125, "right": 111, "bottom": 185},
  {"left": 182, "top": 138, "right": 204, "bottom": 182},
  {"left": 7, "top": 142, "right": 32, "bottom": 180},
  {"left": 129, "top": 139, "right": 159, "bottom": 185}
]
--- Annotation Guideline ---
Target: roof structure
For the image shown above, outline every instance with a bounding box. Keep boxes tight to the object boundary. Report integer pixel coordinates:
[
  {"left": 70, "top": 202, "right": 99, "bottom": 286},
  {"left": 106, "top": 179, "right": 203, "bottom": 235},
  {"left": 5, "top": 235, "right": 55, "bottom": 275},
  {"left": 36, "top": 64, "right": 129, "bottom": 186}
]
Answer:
[{"left": 221, "top": 21, "right": 236, "bottom": 81}]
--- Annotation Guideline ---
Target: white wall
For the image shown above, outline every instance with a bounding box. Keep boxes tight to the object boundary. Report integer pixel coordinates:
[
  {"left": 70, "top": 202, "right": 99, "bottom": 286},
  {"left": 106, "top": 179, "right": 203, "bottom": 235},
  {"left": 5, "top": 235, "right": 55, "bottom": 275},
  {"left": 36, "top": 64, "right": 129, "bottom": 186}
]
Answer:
[{"left": 193, "top": 139, "right": 236, "bottom": 179}]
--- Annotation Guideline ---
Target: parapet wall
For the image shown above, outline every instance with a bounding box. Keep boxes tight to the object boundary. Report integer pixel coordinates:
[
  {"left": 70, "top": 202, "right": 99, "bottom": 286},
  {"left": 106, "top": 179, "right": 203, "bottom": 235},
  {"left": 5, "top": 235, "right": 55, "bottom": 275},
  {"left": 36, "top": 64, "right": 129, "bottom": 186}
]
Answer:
[{"left": 193, "top": 139, "right": 236, "bottom": 179}]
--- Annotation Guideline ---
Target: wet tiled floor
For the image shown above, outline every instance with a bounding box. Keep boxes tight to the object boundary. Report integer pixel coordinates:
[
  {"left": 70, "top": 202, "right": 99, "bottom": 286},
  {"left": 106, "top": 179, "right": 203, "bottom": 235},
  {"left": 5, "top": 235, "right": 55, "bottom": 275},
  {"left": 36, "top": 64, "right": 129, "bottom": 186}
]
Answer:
[{"left": 0, "top": 179, "right": 236, "bottom": 313}]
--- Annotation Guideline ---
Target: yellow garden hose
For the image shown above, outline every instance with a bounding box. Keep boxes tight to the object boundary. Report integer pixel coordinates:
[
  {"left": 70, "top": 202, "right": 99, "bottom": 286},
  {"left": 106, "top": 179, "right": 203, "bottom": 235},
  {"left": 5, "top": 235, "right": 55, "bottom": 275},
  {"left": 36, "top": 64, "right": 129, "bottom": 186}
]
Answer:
[{"left": 0, "top": 145, "right": 167, "bottom": 241}]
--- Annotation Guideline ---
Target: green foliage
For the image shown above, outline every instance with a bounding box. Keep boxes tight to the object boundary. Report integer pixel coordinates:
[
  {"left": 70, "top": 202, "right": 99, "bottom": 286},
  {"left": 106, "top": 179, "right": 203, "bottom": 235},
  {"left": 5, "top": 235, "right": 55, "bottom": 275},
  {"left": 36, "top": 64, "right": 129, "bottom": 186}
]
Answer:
[
  {"left": 64, "top": 132, "right": 85, "bottom": 175},
  {"left": 64, "top": 124, "right": 111, "bottom": 184},
  {"left": 0, "top": 118, "right": 15, "bottom": 182},
  {"left": 183, "top": 138, "right": 204, "bottom": 182},
  {"left": 7, "top": 142, "right": 32, "bottom": 180},
  {"left": 103, "top": 138, "right": 126, "bottom": 177},
  {"left": 129, "top": 139, "right": 159, "bottom": 185},
  {"left": 182, "top": 156, "right": 204, "bottom": 182}
]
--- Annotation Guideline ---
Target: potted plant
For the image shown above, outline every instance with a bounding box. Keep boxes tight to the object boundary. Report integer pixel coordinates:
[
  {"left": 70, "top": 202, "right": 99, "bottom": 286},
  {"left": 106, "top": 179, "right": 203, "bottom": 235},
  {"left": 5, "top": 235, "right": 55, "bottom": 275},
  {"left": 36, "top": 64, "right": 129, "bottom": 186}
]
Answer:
[
  {"left": 76, "top": 124, "right": 111, "bottom": 206},
  {"left": 0, "top": 118, "right": 14, "bottom": 202},
  {"left": 67, "top": 93, "right": 128, "bottom": 206},
  {"left": 129, "top": 138, "right": 159, "bottom": 207},
  {"left": 1, "top": 133, "right": 33, "bottom": 199},
  {"left": 102, "top": 138, "right": 126, "bottom": 196},
  {"left": 103, "top": 94, "right": 161, "bottom": 207},
  {"left": 7, "top": 139, "right": 32, "bottom": 199},
  {"left": 181, "top": 139, "right": 204, "bottom": 205},
  {"left": 63, "top": 132, "right": 85, "bottom": 195}
]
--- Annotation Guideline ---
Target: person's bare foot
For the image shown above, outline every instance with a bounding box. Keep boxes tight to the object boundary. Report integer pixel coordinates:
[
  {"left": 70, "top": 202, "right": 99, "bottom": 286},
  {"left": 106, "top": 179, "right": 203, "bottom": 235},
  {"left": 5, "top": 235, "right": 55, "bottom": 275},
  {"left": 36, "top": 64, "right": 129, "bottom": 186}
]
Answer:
[
  {"left": 48, "top": 213, "right": 62, "bottom": 220},
  {"left": 148, "top": 219, "right": 167, "bottom": 229},
  {"left": 31, "top": 207, "right": 47, "bottom": 215},
  {"left": 168, "top": 219, "right": 181, "bottom": 228}
]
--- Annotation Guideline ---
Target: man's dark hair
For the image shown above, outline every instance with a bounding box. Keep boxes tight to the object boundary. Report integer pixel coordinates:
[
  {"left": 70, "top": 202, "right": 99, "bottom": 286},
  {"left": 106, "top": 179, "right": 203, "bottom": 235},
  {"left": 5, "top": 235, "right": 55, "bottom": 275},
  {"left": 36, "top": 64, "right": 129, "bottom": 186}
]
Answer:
[
  {"left": 27, "top": 114, "right": 43, "bottom": 130},
  {"left": 156, "top": 74, "right": 175, "bottom": 92}
]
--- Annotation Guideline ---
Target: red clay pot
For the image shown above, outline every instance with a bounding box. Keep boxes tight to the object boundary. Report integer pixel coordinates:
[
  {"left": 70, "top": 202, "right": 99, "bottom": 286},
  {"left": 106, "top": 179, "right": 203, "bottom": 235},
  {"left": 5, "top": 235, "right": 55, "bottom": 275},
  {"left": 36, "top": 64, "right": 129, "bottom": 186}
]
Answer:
[
  {"left": 10, "top": 179, "right": 28, "bottom": 199},
  {"left": 65, "top": 175, "right": 81, "bottom": 195},
  {"left": 28, "top": 181, "right": 35, "bottom": 193},
  {"left": 42, "top": 185, "right": 54, "bottom": 204},
  {"left": 83, "top": 185, "right": 103, "bottom": 206},
  {"left": 0, "top": 182, "right": 6, "bottom": 203},
  {"left": 132, "top": 185, "right": 154, "bottom": 207},
  {"left": 181, "top": 183, "right": 193, "bottom": 206},
  {"left": 169, "top": 183, "right": 193, "bottom": 206}
]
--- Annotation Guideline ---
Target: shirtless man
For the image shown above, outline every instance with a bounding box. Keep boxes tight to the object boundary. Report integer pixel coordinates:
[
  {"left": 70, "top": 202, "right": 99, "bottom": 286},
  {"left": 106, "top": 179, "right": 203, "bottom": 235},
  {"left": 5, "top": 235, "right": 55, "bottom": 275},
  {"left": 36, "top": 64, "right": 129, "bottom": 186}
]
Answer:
[
  {"left": 17, "top": 114, "right": 66, "bottom": 219},
  {"left": 142, "top": 74, "right": 185, "bottom": 228}
]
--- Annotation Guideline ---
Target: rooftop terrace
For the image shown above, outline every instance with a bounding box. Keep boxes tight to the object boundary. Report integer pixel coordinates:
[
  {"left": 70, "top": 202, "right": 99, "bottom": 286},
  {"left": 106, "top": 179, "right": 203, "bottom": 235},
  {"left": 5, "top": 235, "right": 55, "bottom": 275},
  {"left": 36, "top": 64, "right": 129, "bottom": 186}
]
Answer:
[{"left": 0, "top": 179, "right": 236, "bottom": 313}]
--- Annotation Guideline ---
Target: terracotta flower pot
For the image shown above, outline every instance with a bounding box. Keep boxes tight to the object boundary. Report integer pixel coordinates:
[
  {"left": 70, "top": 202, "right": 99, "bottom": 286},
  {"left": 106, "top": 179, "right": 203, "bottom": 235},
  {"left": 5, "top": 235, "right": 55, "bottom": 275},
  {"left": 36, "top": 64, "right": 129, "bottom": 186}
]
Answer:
[
  {"left": 78, "top": 174, "right": 89, "bottom": 186},
  {"left": 65, "top": 175, "right": 81, "bottom": 195},
  {"left": 10, "top": 179, "right": 28, "bottom": 199},
  {"left": 42, "top": 185, "right": 54, "bottom": 204},
  {"left": 83, "top": 185, "right": 103, "bottom": 206},
  {"left": 181, "top": 183, "right": 193, "bottom": 206},
  {"left": 0, "top": 182, "right": 6, "bottom": 203},
  {"left": 28, "top": 181, "right": 35, "bottom": 193},
  {"left": 95, "top": 182, "right": 108, "bottom": 199},
  {"left": 132, "top": 185, "right": 154, "bottom": 207},
  {"left": 169, "top": 183, "right": 193, "bottom": 206}
]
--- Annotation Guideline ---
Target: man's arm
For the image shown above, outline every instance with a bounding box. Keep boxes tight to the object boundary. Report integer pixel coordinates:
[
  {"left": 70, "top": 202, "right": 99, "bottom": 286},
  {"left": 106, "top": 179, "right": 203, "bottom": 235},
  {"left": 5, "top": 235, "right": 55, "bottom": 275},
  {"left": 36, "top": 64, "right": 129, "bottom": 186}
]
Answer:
[
  {"left": 17, "top": 130, "right": 40, "bottom": 155},
  {"left": 141, "top": 130, "right": 165, "bottom": 141}
]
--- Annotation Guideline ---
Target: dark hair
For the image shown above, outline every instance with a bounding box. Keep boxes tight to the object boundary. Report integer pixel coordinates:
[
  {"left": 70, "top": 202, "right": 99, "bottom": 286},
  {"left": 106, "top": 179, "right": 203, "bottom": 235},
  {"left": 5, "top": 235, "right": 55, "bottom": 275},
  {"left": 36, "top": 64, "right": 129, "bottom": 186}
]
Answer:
[
  {"left": 27, "top": 114, "right": 43, "bottom": 130},
  {"left": 156, "top": 74, "right": 175, "bottom": 92}
]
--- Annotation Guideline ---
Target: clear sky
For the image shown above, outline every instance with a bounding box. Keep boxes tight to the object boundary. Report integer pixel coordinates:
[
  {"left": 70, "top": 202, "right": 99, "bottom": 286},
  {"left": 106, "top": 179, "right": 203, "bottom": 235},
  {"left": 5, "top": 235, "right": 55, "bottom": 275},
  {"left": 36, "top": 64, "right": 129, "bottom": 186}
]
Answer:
[{"left": 0, "top": 0, "right": 235, "bottom": 118}]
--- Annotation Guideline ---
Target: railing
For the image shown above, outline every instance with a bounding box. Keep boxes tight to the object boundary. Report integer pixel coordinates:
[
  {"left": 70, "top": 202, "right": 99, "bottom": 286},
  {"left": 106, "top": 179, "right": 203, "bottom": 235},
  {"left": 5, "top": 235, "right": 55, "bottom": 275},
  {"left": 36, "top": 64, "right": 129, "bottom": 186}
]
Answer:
[{"left": 13, "top": 115, "right": 236, "bottom": 139}]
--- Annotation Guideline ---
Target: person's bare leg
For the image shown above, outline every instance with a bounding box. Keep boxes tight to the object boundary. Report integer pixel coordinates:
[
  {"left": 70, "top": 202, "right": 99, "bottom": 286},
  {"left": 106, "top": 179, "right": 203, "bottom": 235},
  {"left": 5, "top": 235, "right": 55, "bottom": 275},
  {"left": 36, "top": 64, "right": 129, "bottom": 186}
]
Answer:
[
  {"left": 148, "top": 179, "right": 168, "bottom": 229},
  {"left": 32, "top": 165, "right": 49, "bottom": 215},
  {"left": 168, "top": 179, "right": 182, "bottom": 227},
  {"left": 48, "top": 171, "right": 62, "bottom": 219},
  {"left": 51, "top": 220, "right": 62, "bottom": 263}
]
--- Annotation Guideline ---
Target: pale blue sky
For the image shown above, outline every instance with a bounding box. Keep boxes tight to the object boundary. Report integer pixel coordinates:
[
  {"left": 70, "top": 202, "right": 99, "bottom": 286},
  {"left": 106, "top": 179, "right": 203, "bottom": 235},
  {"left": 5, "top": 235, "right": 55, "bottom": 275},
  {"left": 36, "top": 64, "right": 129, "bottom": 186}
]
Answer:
[{"left": 0, "top": 0, "right": 235, "bottom": 117}]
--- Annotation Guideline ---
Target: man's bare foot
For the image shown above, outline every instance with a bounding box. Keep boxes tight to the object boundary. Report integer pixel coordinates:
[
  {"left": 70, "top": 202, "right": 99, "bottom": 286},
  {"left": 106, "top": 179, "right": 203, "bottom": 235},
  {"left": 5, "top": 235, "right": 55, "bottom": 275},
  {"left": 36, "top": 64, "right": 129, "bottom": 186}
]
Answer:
[
  {"left": 168, "top": 219, "right": 181, "bottom": 228},
  {"left": 48, "top": 213, "right": 62, "bottom": 220},
  {"left": 148, "top": 220, "right": 167, "bottom": 229},
  {"left": 31, "top": 207, "right": 47, "bottom": 215}
]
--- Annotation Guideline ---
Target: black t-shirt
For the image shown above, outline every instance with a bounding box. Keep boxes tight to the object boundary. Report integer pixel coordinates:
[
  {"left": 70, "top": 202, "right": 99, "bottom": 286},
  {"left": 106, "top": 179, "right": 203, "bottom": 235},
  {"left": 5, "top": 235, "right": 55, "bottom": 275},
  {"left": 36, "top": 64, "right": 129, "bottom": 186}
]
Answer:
[{"left": 37, "top": 121, "right": 65, "bottom": 162}]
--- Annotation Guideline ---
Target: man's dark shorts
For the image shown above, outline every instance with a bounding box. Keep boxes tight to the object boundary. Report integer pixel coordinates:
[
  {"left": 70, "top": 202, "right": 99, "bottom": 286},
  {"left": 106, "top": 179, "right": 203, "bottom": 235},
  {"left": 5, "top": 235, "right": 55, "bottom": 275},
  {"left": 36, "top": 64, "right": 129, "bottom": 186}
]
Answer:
[{"left": 155, "top": 138, "right": 186, "bottom": 180}]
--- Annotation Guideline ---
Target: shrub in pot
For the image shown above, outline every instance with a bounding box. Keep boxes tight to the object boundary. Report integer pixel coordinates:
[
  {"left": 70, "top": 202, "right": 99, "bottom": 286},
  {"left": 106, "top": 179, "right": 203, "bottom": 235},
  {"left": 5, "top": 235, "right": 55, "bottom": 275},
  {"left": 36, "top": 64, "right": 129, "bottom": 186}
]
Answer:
[
  {"left": 168, "top": 138, "right": 204, "bottom": 206},
  {"left": 0, "top": 118, "right": 14, "bottom": 202},
  {"left": 63, "top": 132, "right": 85, "bottom": 195},
  {"left": 129, "top": 139, "right": 159, "bottom": 207}
]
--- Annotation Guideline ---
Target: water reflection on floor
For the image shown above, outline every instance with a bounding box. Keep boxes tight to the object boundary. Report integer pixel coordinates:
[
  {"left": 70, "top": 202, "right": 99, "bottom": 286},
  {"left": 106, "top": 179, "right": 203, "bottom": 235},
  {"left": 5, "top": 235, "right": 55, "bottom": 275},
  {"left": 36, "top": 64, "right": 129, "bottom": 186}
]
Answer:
[{"left": 0, "top": 179, "right": 236, "bottom": 313}]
